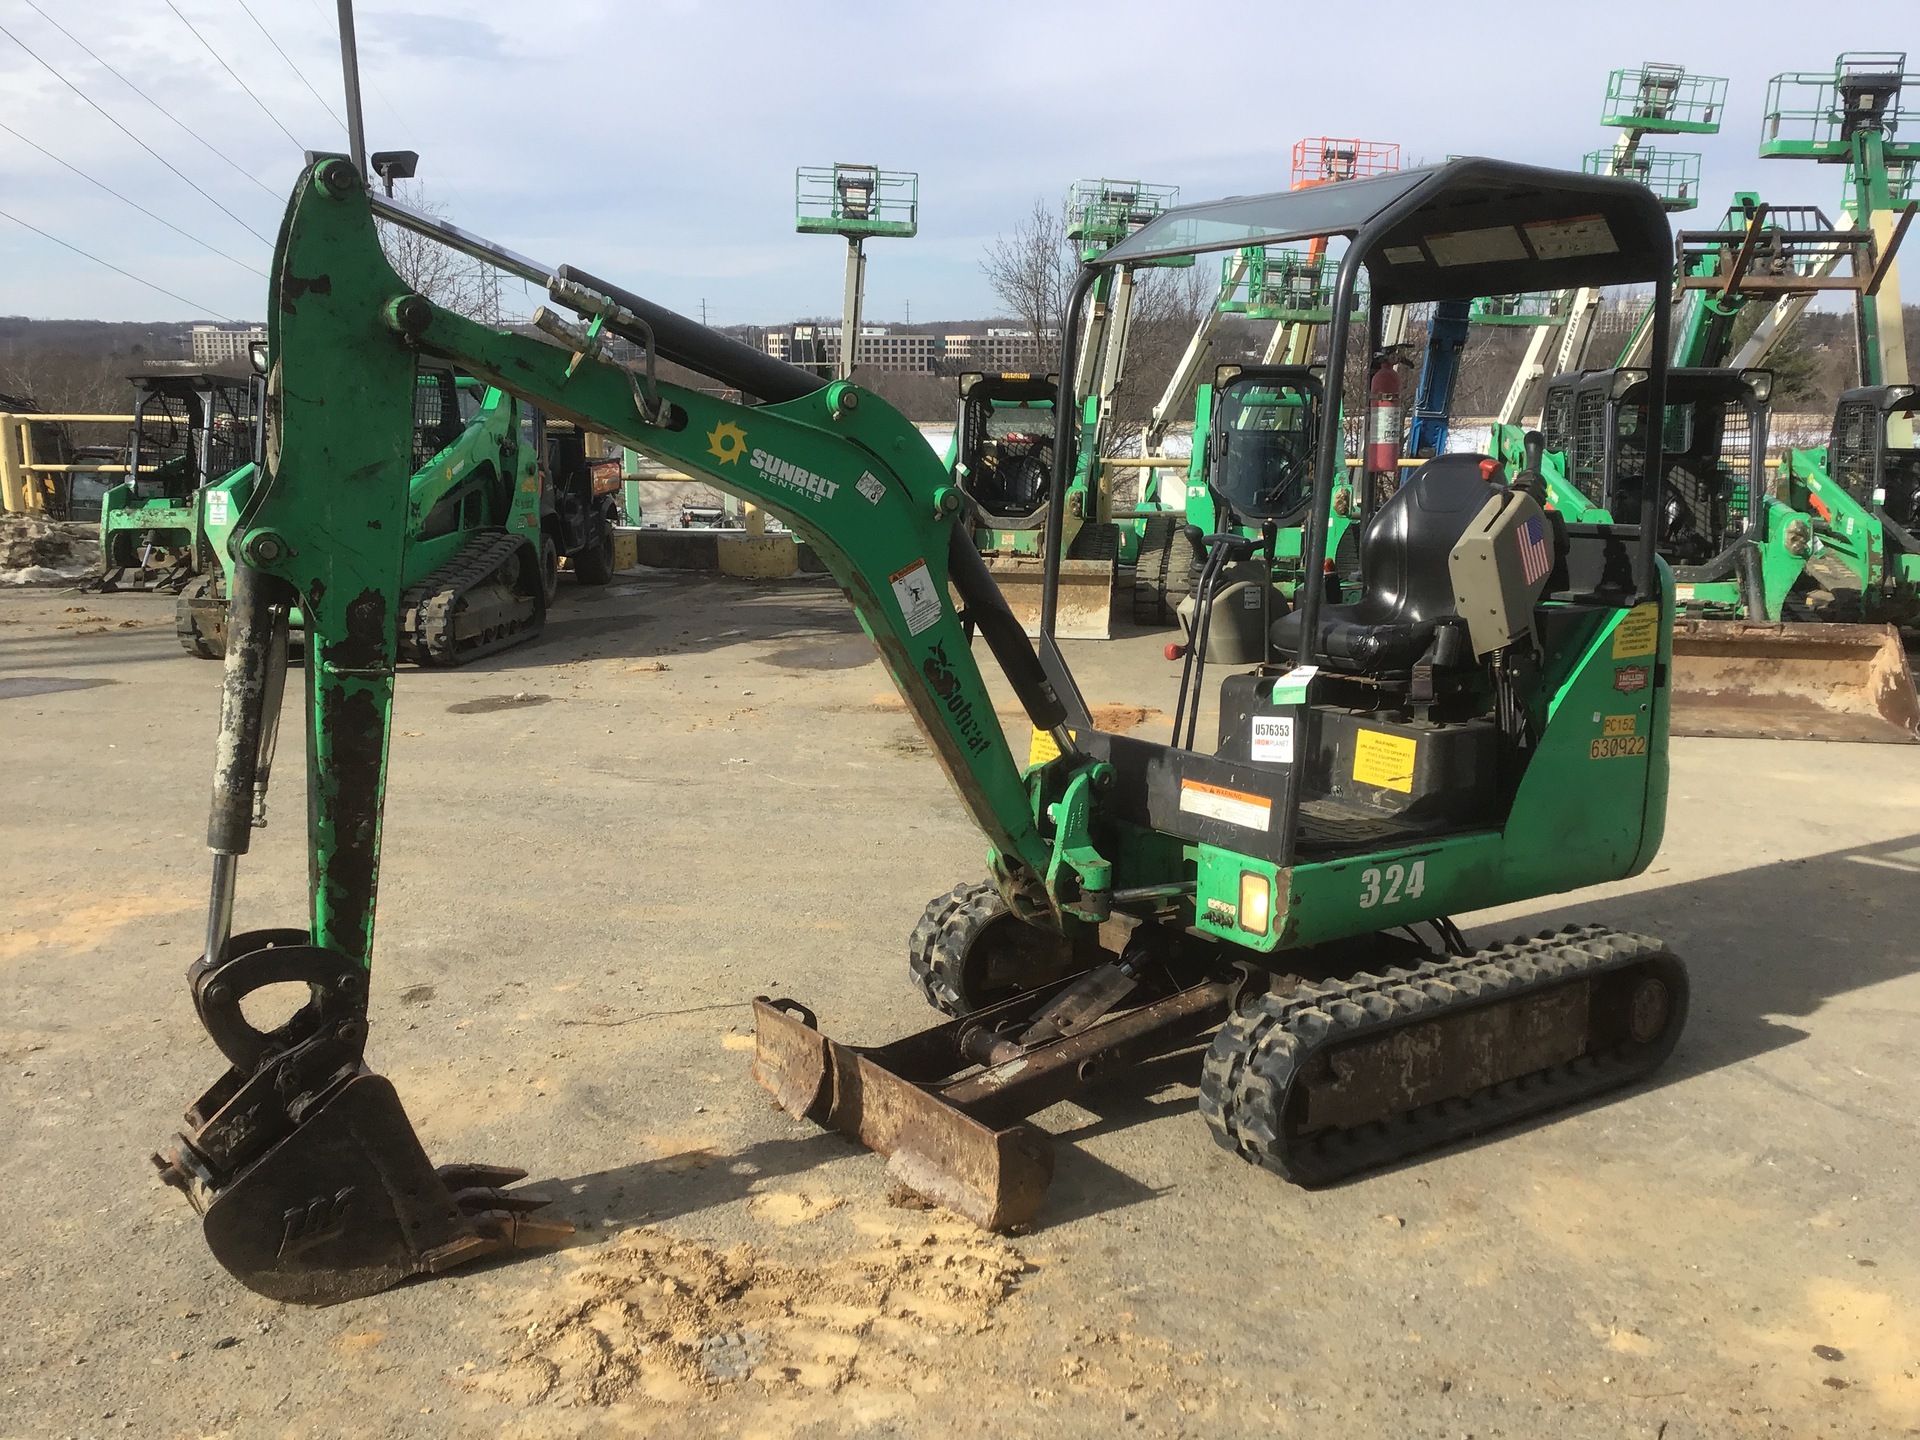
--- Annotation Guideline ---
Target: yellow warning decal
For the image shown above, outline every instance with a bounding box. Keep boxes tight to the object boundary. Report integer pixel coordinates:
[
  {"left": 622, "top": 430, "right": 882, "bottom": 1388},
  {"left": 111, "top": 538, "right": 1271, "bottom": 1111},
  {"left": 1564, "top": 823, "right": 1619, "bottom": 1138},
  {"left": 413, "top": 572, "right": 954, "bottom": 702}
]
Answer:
[
  {"left": 1611, "top": 603, "right": 1660, "bottom": 659},
  {"left": 1352, "top": 730, "right": 1417, "bottom": 793},
  {"left": 1602, "top": 714, "right": 1637, "bottom": 737},
  {"left": 1590, "top": 735, "right": 1648, "bottom": 760},
  {"left": 1028, "top": 728, "right": 1062, "bottom": 767}
]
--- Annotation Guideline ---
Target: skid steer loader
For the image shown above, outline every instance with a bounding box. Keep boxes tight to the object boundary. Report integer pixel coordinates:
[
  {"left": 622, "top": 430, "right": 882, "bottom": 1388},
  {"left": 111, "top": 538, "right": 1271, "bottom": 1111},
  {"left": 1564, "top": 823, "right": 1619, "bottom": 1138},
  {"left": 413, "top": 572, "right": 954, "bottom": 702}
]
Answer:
[
  {"left": 1521, "top": 366, "right": 1918, "bottom": 742},
  {"left": 94, "top": 371, "right": 261, "bottom": 592},
  {"left": 154, "top": 155, "right": 1694, "bottom": 1305},
  {"left": 945, "top": 371, "right": 1117, "bottom": 639},
  {"left": 176, "top": 365, "right": 620, "bottom": 663}
]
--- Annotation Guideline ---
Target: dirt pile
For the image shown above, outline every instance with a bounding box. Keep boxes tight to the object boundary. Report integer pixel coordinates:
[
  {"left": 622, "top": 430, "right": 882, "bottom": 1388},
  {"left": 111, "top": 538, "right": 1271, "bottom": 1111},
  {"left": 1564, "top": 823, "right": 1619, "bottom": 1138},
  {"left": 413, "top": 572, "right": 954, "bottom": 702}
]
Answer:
[
  {"left": 469, "top": 1215, "right": 1028, "bottom": 1409},
  {"left": 0, "top": 514, "right": 99, "bottom": 584}
]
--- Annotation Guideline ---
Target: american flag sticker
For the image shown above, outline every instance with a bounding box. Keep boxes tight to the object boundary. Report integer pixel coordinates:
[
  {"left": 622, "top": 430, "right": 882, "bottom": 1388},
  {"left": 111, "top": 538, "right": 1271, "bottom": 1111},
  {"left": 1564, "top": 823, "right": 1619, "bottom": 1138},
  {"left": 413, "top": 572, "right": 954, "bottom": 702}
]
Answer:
[{"left": 1517, "top": 515, "right": 1552, "bottom": 585}]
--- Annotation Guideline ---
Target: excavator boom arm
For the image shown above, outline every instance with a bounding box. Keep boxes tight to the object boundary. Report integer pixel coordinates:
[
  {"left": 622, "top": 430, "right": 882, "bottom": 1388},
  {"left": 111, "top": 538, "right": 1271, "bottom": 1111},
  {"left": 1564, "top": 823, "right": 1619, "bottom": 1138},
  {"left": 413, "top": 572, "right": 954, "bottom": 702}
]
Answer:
[{"left": 244, "top": 160, "right": 1065, "bottom": 966}]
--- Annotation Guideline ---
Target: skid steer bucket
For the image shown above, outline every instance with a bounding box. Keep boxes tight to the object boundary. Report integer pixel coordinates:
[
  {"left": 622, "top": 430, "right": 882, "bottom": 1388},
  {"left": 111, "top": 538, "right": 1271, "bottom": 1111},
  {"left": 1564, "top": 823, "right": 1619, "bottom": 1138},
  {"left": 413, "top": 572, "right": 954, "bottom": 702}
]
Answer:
[
  {"left": 1670, "top": 619, "right": 1920, "bottom": 743},
  {"left": 983, "top": 555, "right": 1114, "bottom": 640}
]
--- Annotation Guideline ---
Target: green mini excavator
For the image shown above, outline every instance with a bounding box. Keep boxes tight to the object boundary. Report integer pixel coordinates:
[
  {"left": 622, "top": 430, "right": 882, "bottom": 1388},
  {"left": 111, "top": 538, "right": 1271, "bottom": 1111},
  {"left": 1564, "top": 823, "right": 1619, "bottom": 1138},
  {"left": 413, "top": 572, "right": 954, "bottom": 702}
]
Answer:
[{"left": 154, "top": 156, "right": 1692, "bottom": 1306}]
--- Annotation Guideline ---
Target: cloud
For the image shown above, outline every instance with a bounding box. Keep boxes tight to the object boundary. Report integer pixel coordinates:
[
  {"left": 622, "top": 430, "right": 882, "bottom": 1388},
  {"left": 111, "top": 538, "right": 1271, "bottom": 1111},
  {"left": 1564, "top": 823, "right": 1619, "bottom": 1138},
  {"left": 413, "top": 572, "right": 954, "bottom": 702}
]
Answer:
[{"left": 0, "top": 0, "right": 1894, "bottom": 324}]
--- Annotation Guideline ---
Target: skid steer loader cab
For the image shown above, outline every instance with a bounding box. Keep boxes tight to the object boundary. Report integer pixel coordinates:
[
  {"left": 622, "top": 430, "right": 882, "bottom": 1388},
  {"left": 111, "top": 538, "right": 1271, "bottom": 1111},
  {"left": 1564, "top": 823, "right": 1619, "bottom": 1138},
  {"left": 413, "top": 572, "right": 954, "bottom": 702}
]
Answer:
[
  {"left": 1203, "top": 366, "right": 1322, "bottom": 525},
  {"left": 1540, "top": 367, "right": 1773, "bottom": 568},
  {"left": 1830, "top": 384, "right": 1920, "bottom": 528},
  {"left": 101, "top": 372, "right": 261, "bottom": 581},
  {"left": 951, "top": 372, "right": 1060, "bottom": 529}
]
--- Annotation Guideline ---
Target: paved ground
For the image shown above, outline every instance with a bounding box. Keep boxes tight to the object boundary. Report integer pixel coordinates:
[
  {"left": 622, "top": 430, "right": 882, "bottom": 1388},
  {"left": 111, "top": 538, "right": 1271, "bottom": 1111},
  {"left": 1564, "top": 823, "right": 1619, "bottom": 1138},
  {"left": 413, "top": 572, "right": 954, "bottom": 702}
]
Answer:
[{"left": 4, "top": 573, "right": 1919, "bottom": 1440}]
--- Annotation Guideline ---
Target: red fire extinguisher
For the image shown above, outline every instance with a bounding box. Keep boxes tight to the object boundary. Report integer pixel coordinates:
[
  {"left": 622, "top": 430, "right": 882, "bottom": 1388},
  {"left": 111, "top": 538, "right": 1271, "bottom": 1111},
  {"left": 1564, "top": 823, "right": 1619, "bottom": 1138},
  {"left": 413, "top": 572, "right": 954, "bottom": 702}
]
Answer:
[{"left": 1366, "top": 362, "right": 1401, "bottom": 477}]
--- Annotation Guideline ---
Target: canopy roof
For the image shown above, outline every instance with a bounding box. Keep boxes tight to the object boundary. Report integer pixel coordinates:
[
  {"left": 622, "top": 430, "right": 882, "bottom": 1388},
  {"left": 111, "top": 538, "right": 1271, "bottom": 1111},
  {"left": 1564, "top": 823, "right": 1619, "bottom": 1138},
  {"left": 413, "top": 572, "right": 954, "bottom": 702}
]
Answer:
[{"left": 1095, "top": 157, "right": 1674, "bottom": 304}]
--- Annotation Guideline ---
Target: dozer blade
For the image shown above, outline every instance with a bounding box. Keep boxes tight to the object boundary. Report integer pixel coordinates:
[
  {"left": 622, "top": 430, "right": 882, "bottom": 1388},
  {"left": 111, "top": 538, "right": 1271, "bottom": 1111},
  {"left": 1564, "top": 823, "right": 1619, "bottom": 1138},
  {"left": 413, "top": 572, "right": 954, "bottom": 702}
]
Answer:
[
  {"left": 1670, "top": 619, "right": 1920, "bottom": 743},
  {"left": 753, "top": 981, "right": 1232, "bottom": 1229},
  {"left": 983, "top": 555, "right": 1113, "bottom": 640}
]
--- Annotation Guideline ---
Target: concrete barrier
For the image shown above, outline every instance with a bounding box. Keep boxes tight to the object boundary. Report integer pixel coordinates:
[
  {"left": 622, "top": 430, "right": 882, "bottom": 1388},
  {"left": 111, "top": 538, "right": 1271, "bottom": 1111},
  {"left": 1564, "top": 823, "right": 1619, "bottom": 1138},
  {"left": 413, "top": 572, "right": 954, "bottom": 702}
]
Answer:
[{"left": 613, "top": 527, "right": 827, "bottom": 577}]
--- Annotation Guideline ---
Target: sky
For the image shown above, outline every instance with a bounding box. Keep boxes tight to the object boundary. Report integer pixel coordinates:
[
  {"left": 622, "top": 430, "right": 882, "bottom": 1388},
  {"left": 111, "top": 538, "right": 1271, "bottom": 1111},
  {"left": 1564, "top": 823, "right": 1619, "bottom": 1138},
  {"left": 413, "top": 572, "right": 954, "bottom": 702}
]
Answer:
[{"left": 0, "top": 0, "right": 1899, "bottom": 327}]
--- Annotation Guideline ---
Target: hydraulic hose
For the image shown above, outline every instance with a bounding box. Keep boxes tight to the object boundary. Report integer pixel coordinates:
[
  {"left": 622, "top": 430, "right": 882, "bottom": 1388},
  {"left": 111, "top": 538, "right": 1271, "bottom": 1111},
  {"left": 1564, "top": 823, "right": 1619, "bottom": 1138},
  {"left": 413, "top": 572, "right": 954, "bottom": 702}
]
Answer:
[{"left": 947, "top": 527, "right": 1067, "bottom": 734}]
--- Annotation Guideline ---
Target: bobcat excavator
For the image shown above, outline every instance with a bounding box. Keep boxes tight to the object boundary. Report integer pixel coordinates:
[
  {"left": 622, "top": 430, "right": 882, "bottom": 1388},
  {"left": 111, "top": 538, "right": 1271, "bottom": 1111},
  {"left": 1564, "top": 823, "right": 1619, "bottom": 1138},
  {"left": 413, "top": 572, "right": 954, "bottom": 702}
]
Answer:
[{"left": 153, "top": 155, "right": 1692, "bottom": 1306}]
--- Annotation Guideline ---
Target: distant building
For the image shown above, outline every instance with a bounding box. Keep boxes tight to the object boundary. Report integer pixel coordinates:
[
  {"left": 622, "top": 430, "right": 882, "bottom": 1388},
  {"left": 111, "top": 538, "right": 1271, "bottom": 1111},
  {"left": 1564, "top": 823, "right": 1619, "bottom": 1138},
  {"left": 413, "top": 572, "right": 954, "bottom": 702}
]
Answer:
[
  {"left": 760, "top": 322, "right": 1052, "bottom": 375},
  {"left": 191, "top": 323, "right": 266, "bottom": 366}
]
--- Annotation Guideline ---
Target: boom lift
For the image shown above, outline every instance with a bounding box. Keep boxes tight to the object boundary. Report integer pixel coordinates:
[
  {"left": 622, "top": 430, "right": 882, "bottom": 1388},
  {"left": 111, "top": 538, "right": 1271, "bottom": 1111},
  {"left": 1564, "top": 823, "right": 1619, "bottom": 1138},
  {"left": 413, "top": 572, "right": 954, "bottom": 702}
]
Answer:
[
  {"left": 1496, "top": 63, "right": 1724, "bottom": 430},
  {"left": 154, "top": 155, "right": 1691, "bottom": 1306}
]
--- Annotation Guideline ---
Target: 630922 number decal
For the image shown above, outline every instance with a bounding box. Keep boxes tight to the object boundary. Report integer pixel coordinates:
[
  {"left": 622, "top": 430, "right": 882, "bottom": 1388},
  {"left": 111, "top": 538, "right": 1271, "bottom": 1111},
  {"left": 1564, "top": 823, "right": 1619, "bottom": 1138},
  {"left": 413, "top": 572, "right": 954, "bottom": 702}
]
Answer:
[{"left": 1358, "top": 859, "right": 1426, "bottom": 909}]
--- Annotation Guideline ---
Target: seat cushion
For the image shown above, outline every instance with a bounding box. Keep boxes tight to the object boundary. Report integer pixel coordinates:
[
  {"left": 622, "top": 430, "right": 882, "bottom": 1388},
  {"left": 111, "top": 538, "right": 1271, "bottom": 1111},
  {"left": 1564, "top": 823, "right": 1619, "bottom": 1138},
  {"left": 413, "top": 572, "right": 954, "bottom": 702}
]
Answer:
[
  {"left": 1271, "top": 607, "right": 1427, "bottom": 674},
  {"left": 1271, "top": 457, "right": 1507, "bottom": 678}
]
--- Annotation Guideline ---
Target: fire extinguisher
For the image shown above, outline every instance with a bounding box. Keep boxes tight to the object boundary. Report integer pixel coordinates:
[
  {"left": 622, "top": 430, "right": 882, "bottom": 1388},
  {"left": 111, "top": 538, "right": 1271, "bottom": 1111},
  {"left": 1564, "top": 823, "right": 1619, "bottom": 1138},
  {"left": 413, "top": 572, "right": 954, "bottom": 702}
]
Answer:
[{"left": 1366, "top": 362, "right": 1402, "bottom": 478}]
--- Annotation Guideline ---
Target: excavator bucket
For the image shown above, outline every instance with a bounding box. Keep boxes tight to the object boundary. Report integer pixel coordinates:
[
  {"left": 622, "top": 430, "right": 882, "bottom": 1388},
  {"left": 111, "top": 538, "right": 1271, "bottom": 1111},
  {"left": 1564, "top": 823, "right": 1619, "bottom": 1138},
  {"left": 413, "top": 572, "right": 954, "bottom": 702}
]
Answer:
[
  {"left": 1670, "top": 619, "right": 1920, "bottom": 743},
  {"left": 153, "top": 931, "right": 572, "bottom": 1305},
  {"left": 983, "top": 556, "right": 1114, "bottom": 640}
]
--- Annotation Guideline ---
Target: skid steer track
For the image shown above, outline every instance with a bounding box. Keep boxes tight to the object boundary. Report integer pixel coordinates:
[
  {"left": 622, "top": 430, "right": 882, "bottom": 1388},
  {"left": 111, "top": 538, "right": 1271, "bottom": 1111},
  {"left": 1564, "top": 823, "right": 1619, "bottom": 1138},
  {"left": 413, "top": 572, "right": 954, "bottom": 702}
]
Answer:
[
  {"left": 398, "top": 529, "right": 543, "bottom": 667},
  {"left": 1200, "top": 925, "right": 1687, "bottom": 1186}
]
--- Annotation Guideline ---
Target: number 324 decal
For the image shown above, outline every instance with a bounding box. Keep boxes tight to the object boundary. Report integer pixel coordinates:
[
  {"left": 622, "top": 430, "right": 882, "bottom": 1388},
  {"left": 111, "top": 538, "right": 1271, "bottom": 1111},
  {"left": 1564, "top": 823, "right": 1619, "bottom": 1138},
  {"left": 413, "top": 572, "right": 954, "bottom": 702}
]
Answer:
[{"left": 1358, "top": 860, "right": 1426, "bottom": 909}]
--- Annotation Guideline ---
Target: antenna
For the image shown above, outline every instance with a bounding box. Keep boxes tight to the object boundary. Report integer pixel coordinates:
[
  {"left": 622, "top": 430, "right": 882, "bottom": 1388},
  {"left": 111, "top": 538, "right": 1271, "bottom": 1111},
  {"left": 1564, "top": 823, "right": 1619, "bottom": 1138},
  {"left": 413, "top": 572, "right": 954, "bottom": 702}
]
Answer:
[{"left": 335, "top": 0, "right": 367, "bottom": 178}]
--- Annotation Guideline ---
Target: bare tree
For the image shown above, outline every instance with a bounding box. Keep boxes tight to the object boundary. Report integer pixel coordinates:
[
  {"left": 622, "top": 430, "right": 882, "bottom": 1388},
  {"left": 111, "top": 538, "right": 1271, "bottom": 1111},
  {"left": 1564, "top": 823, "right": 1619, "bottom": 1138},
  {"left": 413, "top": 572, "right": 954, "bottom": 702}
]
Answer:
[
  {"left": 377, "top": 182, "right": 503, "bottom": 325},
  {"left": 981, "top": 198, "right": 1074, "bottom": 368}
]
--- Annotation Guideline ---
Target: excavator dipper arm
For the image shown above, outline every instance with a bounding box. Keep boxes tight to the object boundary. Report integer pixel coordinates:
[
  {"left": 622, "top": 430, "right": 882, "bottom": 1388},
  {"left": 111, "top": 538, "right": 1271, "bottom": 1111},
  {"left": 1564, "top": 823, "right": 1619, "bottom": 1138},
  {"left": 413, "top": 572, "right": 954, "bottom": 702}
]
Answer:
[{"left": 153, "top": 158, "right": 1095, "bottom": 1302}]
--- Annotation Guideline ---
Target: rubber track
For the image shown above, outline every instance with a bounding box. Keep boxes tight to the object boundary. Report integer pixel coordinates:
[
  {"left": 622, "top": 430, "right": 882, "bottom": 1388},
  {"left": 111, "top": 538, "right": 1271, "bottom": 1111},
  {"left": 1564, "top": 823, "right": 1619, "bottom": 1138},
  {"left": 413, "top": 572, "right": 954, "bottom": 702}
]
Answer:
[
  {"left": 1198, "top": 924, "right": 1686, "bottom": 1186},
  {"left": 1132, "top": 515, "right": 1174, "bottom": 624},
  {"left": 397, "top": 529, "right": 541, "bottom": 667},
  {"left": 907, "top": 880, "right": 1004, "bottom": 1016}
]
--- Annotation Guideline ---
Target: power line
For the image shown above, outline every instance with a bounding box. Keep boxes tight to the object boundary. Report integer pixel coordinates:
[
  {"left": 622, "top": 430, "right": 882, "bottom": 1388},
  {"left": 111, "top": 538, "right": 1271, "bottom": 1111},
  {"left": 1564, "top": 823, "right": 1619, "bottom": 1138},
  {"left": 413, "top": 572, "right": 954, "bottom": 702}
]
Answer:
[
  {"left": 0, "top": 205, "right": 236, "bottom": 319},
  {"left": 0, "top": 19, "right": 275, "bottom": 246},
  {"left": 17, "top": 0, "right": 280, "bottom": 202},
  {"left": 163, "top": 0, "right": 305, "bottom": 155},
  {"left": 231, "top": 0, "right": 348, "bottom": 135},
  {"left": 0, "top": 119, "right": 266, "bottom": 278}
]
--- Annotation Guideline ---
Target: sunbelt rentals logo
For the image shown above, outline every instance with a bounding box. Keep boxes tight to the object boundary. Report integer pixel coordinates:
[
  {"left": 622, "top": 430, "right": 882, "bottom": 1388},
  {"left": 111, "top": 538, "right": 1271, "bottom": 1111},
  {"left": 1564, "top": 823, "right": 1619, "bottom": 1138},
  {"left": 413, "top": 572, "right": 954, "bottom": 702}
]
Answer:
[{"left": 750, "top": 446, "right": 839, "bottom": 502}]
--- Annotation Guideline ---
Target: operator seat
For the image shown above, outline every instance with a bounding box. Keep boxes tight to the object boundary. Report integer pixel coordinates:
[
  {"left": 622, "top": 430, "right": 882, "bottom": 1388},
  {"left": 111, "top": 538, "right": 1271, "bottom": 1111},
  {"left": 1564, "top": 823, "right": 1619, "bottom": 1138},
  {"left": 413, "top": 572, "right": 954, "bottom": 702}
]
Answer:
[{"left": 1270, "top": 455, "right": 1507, "bottom": 679}]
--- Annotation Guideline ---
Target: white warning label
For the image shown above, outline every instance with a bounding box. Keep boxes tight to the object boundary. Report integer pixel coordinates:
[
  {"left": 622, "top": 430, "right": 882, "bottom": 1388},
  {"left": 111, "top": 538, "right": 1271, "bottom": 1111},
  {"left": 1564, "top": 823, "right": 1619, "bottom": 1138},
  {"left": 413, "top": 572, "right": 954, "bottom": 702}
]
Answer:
[
  {"left": 1524, "top": 214, "right": 1618, "bottom": 261},
  {"left": 205, "top": 491, "right": 230, "bottom": 526},
  {"left": 1425, "top": 225, "right": 1529, "bottom": 267},
  {"left": 890, "top": 559, "right": 942, "bottom": 636}
]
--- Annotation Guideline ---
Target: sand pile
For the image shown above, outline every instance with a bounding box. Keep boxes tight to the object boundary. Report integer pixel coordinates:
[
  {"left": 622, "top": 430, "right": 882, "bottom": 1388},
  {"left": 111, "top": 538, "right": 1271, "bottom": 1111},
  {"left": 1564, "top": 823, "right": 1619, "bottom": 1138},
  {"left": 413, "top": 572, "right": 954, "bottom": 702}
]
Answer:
[
  {"left": 0, "top": 514, "right": 99, "bottom": 584},
  {"left": 469, "top": 1215, "right": 1028, "bottom": 1409}
]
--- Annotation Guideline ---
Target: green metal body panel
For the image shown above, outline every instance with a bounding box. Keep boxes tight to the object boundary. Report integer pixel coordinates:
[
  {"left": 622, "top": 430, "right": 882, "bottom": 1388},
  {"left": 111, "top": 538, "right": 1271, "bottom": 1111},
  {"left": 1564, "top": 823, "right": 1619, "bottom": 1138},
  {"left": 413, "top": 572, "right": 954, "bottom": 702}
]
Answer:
[
  {"left": 255, "top": 158, "right": 1675, "bottom": 980},
  {"left": 1781, "top": 444, "right": 1920, "bottom": 598},
  {"left": 1218, "top": 581, "right": 1674, "bottom": 947}
]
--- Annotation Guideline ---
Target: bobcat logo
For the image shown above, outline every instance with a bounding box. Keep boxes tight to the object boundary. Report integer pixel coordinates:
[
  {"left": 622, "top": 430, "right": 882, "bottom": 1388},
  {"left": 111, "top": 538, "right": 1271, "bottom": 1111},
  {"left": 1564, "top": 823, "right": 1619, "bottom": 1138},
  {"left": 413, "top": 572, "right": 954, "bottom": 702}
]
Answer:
[
  {"left": 921, "top": 642, "right": 961, "bottom": 700},
  {"left": 919, "top": 642, "right": 990, "bottom": 755},
  {"left": 278, "top": 1186, "right": 356, "bottom": 1260}
]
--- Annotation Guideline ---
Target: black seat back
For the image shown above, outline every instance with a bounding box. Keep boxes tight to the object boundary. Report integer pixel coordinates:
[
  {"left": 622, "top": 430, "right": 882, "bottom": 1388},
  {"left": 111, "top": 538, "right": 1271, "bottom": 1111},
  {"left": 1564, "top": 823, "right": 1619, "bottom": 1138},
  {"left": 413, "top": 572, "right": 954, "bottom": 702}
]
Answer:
[{"left": 1350, "top": 455, "right": 1506, "bottom": 627}]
